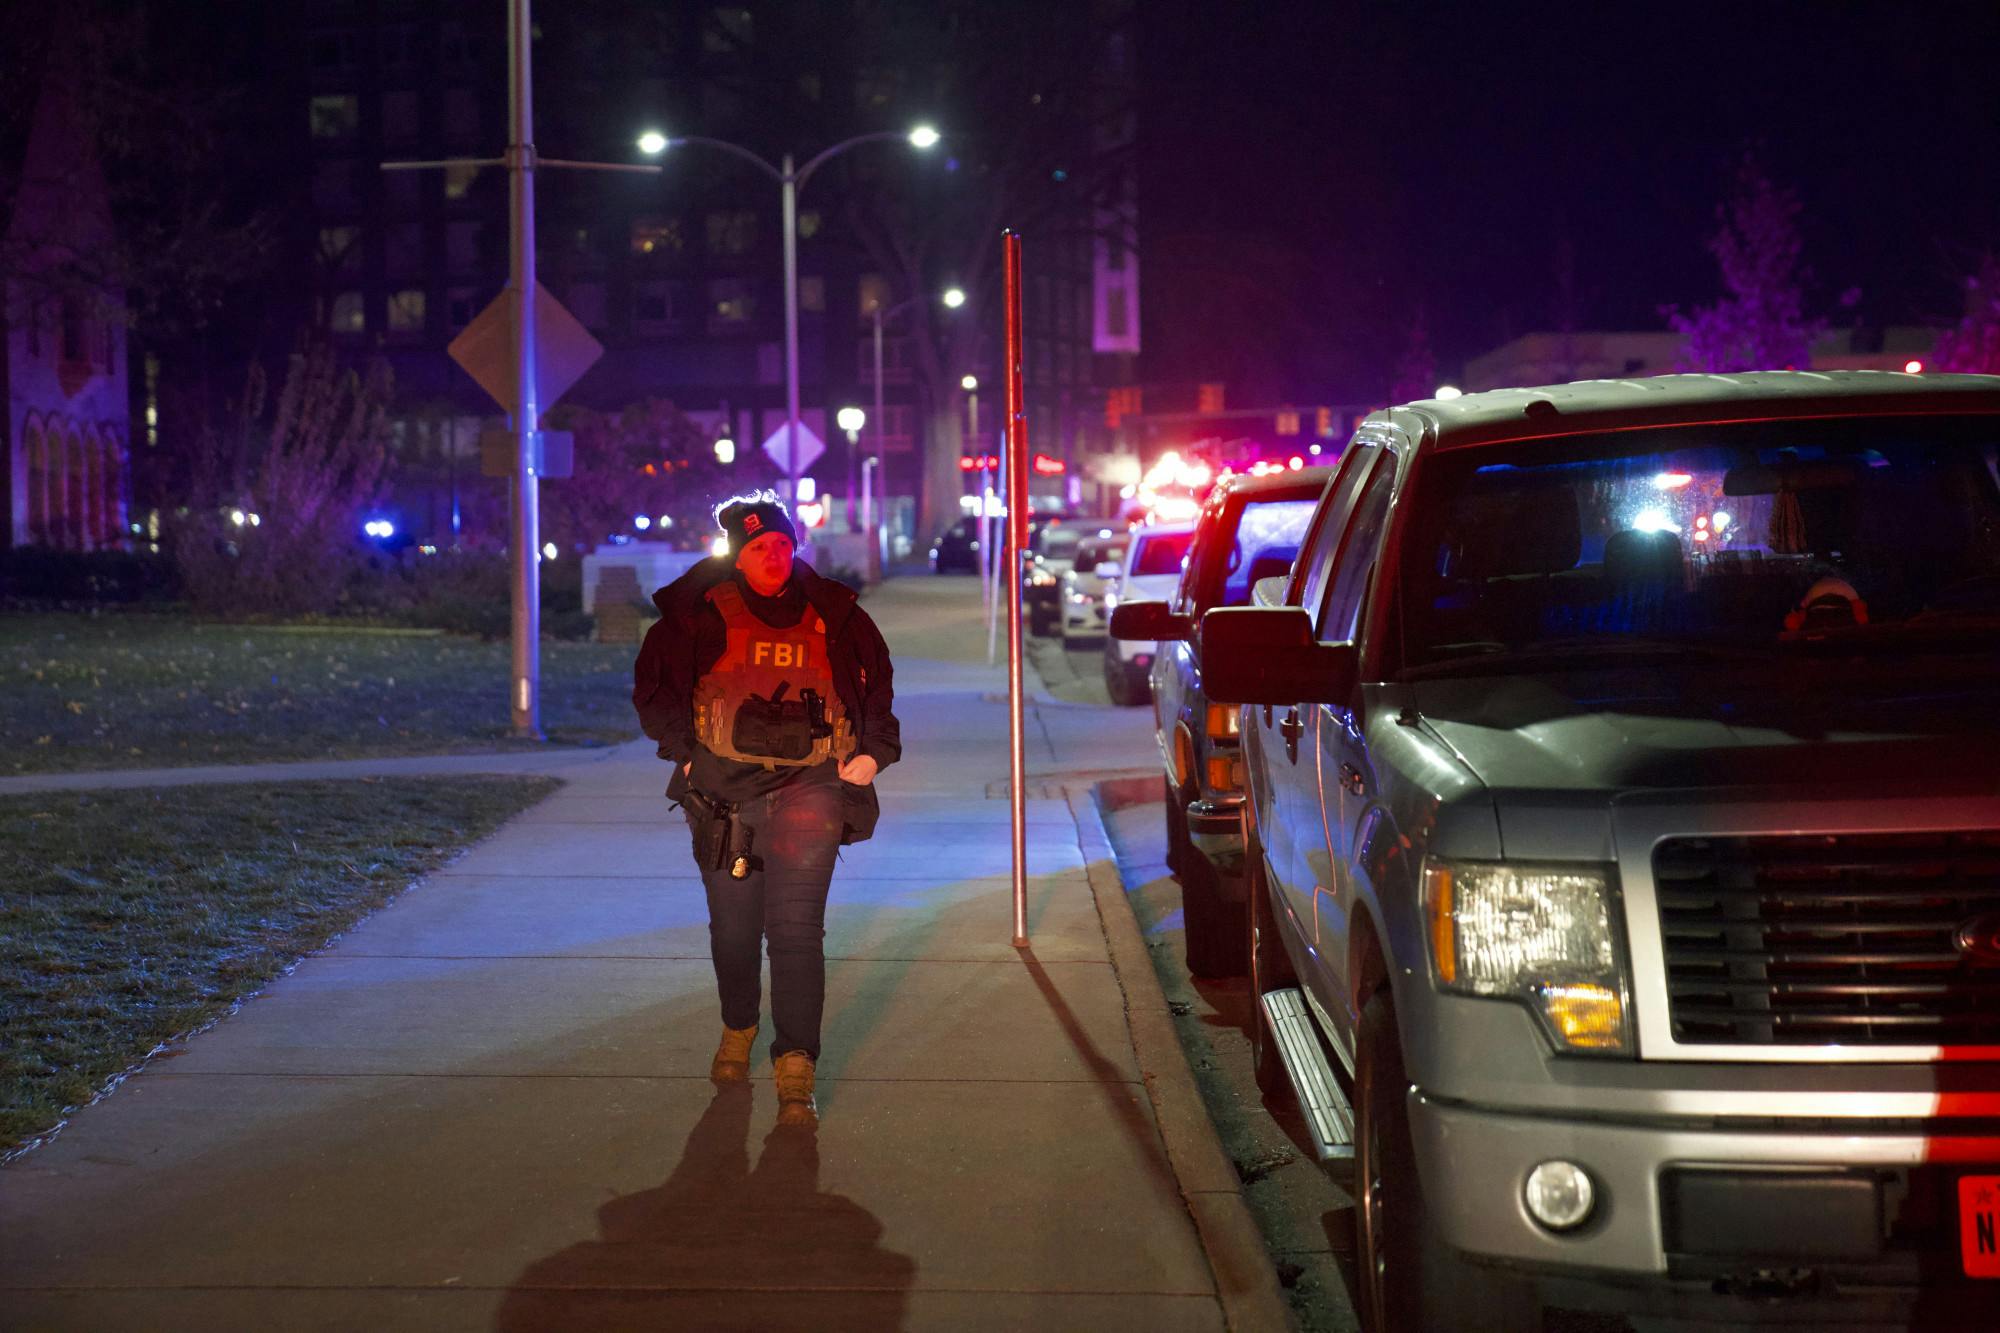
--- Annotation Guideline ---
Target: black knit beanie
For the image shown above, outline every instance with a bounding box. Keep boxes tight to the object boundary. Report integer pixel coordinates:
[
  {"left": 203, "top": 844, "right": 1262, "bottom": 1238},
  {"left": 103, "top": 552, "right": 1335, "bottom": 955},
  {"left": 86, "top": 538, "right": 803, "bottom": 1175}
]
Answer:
[{"left": 715, "top": 494, "right": 798, "bottom": 555}]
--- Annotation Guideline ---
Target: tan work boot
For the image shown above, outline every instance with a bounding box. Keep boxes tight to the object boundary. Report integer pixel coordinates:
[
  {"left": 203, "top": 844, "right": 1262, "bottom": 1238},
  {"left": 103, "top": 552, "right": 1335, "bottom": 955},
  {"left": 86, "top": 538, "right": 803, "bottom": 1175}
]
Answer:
[
  {"left": 710, "top": 1024, "right": 759, "bottom": 1082},
  {"left": 772, "top": 1050, "right": 818, "bottom": 1127}
]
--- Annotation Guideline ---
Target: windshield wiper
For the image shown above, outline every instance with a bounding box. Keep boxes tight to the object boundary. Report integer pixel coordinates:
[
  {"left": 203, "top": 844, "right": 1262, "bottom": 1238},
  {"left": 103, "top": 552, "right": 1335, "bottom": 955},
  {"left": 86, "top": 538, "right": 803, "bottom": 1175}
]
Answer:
[{"left": 1403, "top": 636, "right": 1773, "bottom": 680}]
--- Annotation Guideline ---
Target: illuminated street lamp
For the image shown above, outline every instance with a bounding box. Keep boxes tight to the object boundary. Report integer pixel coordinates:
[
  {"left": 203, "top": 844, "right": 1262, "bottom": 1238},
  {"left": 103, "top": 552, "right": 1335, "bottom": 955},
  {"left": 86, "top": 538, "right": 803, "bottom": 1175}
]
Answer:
[
  {"left": 1434, "top": 384, "right": 1464, "bottom": 400},
  {"left": 837, "top": 406, "right": 867, "bottom": 532},
  {"left": 865, "top": 287, "right": 967, "bottom": 577},
  {"left": 942, "top": 286, "right": 967, "bottom": 310},
  {"left": 714, "top": 435, "right": 736, "bottom": 465},
  {"left": 637, "top": 125, "right": 941, "bottom": 510}
]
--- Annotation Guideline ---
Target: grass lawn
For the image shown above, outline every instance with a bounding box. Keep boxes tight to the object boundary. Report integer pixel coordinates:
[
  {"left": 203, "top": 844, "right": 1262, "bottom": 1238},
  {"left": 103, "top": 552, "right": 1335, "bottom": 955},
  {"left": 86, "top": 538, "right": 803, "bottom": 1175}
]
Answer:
[
  {"left": 0, "top": 775, "right": 560, "bottom": 1154},
  {"left": 0, "top": 614, "right": 647, "bottom": 773}
]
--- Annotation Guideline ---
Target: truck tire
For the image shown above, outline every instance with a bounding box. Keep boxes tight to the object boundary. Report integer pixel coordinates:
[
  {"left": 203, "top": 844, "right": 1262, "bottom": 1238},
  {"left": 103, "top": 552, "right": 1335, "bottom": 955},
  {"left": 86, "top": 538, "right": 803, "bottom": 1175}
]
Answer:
[
  {"left": 1179, "top": 824, "right": 1247, "bottom": 980},
  {"left": 1163, "top": 777, "right": 1190, "bottom": 877},
  {"left": 1245, "top": 817, "right": 1296, "bottom": 1101},
  {"left": 1354, "top": 993, "right": 1538, "bottom": 1333},
  {"left": 1103, "top": 653, "right": 1140, "bottom": 706}
]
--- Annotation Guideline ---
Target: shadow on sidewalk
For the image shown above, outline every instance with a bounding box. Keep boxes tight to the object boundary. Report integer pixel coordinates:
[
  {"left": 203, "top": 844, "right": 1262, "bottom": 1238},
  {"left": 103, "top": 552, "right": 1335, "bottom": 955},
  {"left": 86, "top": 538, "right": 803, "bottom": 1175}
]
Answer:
[{"left": 495, "top": 1084, "right": 914, "bottom": 1331}]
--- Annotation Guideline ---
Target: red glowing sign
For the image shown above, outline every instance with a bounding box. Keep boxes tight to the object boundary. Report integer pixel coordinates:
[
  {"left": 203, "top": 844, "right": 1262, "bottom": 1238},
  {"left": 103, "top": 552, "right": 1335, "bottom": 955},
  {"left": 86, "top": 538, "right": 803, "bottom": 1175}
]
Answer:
[
  {"left": 958, "top": 454, "right": 1002, "bottom": 472},
  {"left": 1032, "top": 453, "right": 1066, "bottom": 476}
]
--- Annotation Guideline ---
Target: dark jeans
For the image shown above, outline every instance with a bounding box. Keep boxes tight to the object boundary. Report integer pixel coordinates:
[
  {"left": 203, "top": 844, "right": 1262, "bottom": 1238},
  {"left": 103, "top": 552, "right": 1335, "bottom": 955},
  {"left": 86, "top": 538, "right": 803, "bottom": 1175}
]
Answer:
[{"left": 687, "top": 773, "right": 844, "bottom": 1061}]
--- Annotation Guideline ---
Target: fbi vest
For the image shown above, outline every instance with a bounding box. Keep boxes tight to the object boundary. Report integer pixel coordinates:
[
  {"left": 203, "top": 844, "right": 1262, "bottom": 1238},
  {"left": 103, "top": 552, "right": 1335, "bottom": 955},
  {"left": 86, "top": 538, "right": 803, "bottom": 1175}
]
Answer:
[{"left": 693, "top": 580, "right": 855, "bottom": 769}]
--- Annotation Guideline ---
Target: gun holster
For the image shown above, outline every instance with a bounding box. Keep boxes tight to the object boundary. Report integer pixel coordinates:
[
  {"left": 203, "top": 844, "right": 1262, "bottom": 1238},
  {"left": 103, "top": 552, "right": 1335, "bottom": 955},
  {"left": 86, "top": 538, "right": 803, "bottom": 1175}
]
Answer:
[{"left": 682, "top": 786, "right": 759, "bottom": 881}]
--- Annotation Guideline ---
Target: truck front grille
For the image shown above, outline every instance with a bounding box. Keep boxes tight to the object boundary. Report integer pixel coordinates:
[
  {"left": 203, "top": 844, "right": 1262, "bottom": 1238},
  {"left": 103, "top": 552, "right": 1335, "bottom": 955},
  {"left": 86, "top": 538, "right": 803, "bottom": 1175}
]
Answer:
[{"left": 1653, "top": 833, "right": 2000, "bottom": 1046}]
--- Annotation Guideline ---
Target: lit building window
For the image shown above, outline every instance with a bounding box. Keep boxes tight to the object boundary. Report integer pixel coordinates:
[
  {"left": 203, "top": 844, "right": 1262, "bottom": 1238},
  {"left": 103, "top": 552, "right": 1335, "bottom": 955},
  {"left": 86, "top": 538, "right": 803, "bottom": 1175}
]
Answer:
[
  {"left": 630, "top": 216, "right": 683, "bottom": 256},
  {"left": 387, "top": 289, "right": 426, "bottom": 332},
  {"left": 797, "top": 210, "right": 822, "bottom": 240},
  {"left": 799, "top": 276, "right": 825, "bottom": 314},
  {"left": 309, "top": 94, "right": 359, "bottom": 140},
  {"left": 858, "top": 273, "right": 889, "bottom": 319},
  {"left": 708, "top": 278, "right": 754, "bottom": 326},
  {"left": 330, "top": 292, "right": 365, "bottom": 334},
  {"left": 705, "top": 210, "right": 758, "bottom": 257},
  {"left": 317, "top": 226, "right": 362, "bottom": 274}
]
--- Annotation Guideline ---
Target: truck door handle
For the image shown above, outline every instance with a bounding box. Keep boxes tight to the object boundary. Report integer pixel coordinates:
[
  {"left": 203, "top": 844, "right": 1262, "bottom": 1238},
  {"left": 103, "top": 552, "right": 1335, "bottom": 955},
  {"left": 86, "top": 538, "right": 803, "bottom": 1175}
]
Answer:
[
  {"left": 1280, "top": 708, "right": 1303, "bottom": 761},
  {"left": 1339, "top": 762, "right": 1365, "bottom": 796}
]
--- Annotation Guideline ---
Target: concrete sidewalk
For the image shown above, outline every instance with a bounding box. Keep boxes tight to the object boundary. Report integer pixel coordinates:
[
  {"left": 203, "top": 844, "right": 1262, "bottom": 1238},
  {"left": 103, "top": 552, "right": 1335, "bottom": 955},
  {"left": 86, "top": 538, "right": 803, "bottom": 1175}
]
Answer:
[{"left": 0, "top": 579, "right": 1272, "bottom": 1331}]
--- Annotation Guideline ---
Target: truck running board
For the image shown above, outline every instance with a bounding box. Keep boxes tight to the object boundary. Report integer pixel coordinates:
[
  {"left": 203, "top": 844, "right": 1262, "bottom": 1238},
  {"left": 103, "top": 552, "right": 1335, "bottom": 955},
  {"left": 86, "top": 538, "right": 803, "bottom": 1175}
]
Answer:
[{"left": 1261, "top": 988, "right": 1356, "bottom": 1171}]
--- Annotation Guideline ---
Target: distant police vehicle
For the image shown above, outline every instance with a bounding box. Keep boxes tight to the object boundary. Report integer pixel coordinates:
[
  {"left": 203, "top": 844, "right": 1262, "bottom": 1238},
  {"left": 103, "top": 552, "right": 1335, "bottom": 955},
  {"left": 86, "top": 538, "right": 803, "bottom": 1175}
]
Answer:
[{"left": 1200, "top": 372, "right": 2000, "bottom": 1331}]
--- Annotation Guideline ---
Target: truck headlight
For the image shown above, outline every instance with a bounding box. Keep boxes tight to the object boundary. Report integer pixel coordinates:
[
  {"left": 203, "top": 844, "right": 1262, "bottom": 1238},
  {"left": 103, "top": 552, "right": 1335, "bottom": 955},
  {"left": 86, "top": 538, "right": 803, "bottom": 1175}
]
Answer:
[{"left": 1423, "top": 859, "right": 1631, "bottom": 1055}]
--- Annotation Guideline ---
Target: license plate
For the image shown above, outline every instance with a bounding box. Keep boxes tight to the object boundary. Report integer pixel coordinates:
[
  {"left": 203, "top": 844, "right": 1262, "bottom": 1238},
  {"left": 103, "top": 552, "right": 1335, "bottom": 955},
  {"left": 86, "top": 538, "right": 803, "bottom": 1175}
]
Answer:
[{"left": 1961, "top": 1175, "right": 2000, "bottom": 1278}]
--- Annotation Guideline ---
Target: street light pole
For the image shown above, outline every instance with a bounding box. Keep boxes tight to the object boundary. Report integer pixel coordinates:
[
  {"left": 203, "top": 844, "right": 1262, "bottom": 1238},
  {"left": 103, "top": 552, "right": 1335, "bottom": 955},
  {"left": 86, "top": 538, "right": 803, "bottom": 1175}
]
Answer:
[
  {"left": 506, "top": 0, "right": 541, "bottom": 738},
  {"left": 638, "top": 127, "right": 939, "bottom": 522},
  {"left": 781, "top": 153, "right": 801, "bottom": 510}
]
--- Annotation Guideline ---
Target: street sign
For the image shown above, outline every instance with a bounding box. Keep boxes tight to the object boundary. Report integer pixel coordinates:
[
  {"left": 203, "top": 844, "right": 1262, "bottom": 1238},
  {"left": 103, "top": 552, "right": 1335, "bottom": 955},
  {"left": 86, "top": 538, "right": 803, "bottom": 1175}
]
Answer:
[
  {"left": 479, "top": 429, "right": 573, "bottom": 479},
  {"left": 448, "top": 282, "right": 603, "bottom": 415},
  {"left": 760, "top": 420, "right": 825, "bottom": 474}
]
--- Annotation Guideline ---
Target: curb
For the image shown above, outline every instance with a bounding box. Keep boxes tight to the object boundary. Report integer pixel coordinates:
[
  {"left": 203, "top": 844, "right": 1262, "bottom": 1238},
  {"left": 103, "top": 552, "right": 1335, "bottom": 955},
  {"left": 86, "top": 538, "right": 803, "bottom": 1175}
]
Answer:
[{"left": 1069, "top": 784, "right": 1294, "bottom": 1333}]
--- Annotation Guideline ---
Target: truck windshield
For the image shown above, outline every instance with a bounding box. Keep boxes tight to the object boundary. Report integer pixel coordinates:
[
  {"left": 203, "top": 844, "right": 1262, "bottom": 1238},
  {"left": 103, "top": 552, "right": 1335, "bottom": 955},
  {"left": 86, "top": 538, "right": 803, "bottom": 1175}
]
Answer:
[
  {"left": 1395, "top": 415, "right": 2000, "bottom": 676},
  {"left": 1133, "top": 530, "right": 1196, "bottom": 577},
  {"left": 1194, "top": 497, "right": 1318, "bottom": 610}
]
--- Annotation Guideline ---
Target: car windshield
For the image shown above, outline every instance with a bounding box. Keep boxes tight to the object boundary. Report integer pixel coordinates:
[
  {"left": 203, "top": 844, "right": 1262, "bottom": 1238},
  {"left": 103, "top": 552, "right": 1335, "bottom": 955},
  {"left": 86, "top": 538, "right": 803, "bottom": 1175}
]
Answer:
[
  {"left": 1395, "top": 414, "right": 2000, "bottom": 676},
  {"left": 1075, "top": 539, "right": 1126, "bottom": 573},
  {"left": 1037, "top": 527, "right": 1082, "bottom": 560},
  {"left": 1133, "top": 529, "right": 1196, "bottom": 578},
  {"left": 1198, "top": 497, "right": 1318, "bottom": 610}
]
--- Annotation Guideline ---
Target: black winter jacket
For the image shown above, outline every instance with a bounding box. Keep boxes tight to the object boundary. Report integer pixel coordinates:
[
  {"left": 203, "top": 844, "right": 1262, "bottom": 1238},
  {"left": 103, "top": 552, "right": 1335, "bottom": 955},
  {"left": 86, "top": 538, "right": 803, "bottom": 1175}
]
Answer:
[{"left": 632, "top": 557, "right": 902, "bottom": 779}]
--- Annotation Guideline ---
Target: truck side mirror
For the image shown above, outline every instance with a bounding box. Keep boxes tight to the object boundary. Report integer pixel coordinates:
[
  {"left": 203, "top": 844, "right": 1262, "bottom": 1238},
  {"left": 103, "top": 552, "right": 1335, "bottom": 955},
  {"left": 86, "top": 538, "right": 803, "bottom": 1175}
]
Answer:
[
  {"left": 1109, "top": 599, "right": 1194, "bottom": 642},
  {"left": 1197, "top": 606, "right": 1358, "bottom": 705}
]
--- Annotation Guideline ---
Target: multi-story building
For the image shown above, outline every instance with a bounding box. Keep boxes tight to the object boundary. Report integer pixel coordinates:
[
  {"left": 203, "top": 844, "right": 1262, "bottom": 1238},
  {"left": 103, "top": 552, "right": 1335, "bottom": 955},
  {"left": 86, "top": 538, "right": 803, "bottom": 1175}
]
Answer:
[
  {"left": 290, "top": 1, "right": 1126, "bottom": 547},
  {"left": 3, "top": 66, "right": 130, "bottom": 552}
]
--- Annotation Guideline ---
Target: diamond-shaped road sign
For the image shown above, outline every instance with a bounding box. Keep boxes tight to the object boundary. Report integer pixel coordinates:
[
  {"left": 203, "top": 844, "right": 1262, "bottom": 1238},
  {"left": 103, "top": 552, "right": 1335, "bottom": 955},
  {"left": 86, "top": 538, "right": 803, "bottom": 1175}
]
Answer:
[
  {"left": 761, "top": 420, "right": 825, "bottom": 475},
  {"left": 448, "top": 282, "right": 603, "bottom": 416}
]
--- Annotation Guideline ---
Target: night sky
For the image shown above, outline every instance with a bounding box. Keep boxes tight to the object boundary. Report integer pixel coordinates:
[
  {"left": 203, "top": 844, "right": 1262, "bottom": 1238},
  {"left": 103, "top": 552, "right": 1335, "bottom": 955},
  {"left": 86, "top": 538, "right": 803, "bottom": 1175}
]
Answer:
[{"left": 1139, "top": 0, "right": 2000, "bottom": 402}]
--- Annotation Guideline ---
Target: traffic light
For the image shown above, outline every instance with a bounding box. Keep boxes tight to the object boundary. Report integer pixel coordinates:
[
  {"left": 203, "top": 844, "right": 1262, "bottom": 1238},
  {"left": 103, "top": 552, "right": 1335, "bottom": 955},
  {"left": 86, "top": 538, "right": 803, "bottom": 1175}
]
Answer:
[{"left": 1316, "top": 406, "right": 1334, "bottom": 437}]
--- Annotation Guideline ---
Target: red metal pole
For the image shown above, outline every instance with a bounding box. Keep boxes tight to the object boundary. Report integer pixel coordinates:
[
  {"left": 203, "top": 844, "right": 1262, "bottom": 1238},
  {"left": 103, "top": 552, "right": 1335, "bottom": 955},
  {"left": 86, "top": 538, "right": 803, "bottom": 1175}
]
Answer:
[{"left": 1005, "top": 230, "right": 1030, "bottom": 948}]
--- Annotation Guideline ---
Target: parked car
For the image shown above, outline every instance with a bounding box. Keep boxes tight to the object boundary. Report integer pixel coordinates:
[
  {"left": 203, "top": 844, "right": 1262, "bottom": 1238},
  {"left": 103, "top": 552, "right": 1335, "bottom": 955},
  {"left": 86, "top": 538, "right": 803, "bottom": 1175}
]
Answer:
[
  {"left": 1022, "top": 519, "right": 1085, "bottom": 636},
  {"left": 1199, "top": 372, "right": 2000, "bottom": 1331},
  {"left": 1108, "top": 465, "right": 1331, "bottom": 976},
  {"left": 1100, "top": 521, "right": 1196, "bottom": 706},
  {"left": 1060, "top": 532, "right": 1128, "bottom": 643},
  {"left": 928, "top": 515, "right": 983, "bottom": 573}
]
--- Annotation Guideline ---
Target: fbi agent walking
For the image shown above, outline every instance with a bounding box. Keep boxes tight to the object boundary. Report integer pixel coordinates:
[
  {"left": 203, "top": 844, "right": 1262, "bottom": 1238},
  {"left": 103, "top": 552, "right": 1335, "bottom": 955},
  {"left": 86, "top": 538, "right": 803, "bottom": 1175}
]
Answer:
[{"left": 634, "top": 494, "right": 900, "bottom": 1127}]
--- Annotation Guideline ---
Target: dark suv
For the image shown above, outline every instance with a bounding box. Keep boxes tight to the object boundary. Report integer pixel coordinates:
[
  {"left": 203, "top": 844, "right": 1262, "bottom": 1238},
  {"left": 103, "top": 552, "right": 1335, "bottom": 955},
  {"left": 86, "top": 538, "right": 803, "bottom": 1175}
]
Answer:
[
  {"left": 1108, "top": 466, "right": 1331, "bottom": 976},
  {"left": 1201, "top": 372, "right": 2000, "bottom": 1331}
]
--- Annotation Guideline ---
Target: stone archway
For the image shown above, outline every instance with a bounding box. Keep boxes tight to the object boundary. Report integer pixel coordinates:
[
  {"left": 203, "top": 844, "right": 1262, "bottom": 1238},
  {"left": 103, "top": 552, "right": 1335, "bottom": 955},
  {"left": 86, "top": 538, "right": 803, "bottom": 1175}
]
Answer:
[
  {"left": 24, "top": 417, "right": 49, "bottom": 544},
  {"left": 65, "top": 427, "right": 85, "bottom": 550}
]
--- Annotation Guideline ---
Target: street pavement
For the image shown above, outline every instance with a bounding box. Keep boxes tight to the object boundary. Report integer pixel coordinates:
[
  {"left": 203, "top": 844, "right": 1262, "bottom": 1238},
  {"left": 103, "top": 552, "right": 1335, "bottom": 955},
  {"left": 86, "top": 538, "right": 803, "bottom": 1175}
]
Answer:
[{"left": 0, "top": 575, "right": 1273, "bottom": 1331}]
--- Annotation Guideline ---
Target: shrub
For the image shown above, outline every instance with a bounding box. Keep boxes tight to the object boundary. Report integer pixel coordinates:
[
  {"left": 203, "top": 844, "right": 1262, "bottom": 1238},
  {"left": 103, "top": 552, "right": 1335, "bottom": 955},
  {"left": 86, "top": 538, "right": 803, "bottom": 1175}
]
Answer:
[{"left": 0, "top": 546, "right": 182, "bottom": 607}]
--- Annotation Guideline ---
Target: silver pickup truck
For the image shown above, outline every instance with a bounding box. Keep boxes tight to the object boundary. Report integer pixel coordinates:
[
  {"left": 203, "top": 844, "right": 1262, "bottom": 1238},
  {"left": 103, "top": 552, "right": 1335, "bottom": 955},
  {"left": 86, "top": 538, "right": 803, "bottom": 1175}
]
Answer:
[{"left": 1200, "top": 372, "right": 2000, "bottom": 1330}]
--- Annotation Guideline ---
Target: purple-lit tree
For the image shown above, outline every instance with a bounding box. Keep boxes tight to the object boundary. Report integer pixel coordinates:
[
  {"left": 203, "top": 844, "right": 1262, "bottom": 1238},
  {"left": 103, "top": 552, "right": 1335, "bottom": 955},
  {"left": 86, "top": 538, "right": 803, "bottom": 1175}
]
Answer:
[
  {"left": 1667, "top": 154, "right": 1823, "bottom": 372},
  {"left": 1934, "top": 255, "right": 2000, "bottom": 374},
  {"left": 174, "top": 346, "right": 391, "bottom": 616},
  {"left": 538, "top": 398, "right": 777, "bottom": 553}
]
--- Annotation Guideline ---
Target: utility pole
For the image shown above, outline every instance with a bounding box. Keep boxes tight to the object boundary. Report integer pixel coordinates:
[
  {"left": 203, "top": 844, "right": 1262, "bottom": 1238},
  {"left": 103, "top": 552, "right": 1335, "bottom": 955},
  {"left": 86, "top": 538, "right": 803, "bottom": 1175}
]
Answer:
[{"left": 387, "top": 0, "right": 650, "bottom": 741}]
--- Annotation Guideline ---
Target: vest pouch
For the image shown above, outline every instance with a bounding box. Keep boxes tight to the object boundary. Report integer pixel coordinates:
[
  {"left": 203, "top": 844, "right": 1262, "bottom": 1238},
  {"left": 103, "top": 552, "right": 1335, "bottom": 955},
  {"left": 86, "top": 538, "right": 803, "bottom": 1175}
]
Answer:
[{"left": 729, "top": 684, "right": 831, "bottom": 763}]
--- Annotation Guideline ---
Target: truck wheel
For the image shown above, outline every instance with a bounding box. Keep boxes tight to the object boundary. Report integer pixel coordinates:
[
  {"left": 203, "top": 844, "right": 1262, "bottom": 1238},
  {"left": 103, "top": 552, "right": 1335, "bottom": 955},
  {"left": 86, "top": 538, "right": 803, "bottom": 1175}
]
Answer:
[
  {"left": 1179, "top": 805, "right": 1247, "bottom": 980},
  {"left": 1246, "top": 818, "right": 1296, "bottom": 1101},
  {"left": 1163, "top": 777, "right": 1190, "bottom": 877},
  {"left": 1103, "top": 654, "right": 1137, "bottom": 706},
  {"left": 1355, "top": 993, "right": 1538, "bottom": 1333}
]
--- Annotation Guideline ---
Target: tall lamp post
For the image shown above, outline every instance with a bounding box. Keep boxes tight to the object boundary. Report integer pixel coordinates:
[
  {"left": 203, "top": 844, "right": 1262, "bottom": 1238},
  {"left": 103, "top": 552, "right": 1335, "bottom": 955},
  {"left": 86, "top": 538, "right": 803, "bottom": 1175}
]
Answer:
[
  {"left": 869, "top": 285, "right": 966, "bottom": 576},
  {"left": 638, "top": 125, "right": 940, "bottom": 512}
]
